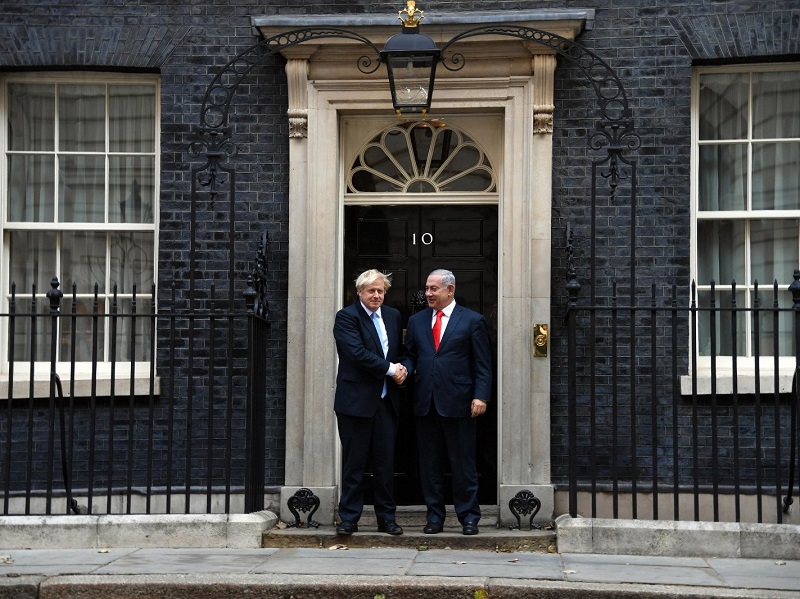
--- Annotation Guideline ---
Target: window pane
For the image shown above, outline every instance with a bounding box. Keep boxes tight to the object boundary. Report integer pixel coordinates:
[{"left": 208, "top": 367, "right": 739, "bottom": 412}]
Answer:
[
  {"left": 7, "top": 154, "right": 55, "bottom": 222},
  {"left": 363, "top": 145, "right": 404, "bottom": 187},
  {"left": 697, "top": 290, "right": 746, "bottom": 357},
  {"left": 698, "top": 144, "right": 747, "bottom": 211},
  {"left": 348, "top": 123, "right": 496, "bottom": 194},
  {"left": 750, "top": 219, "right": 799, "bottom": 286},
  {"left": 435, "top": 144, "right": 477, "bottom": 181},
  {"left": 109, "top": 85, "right": 155, "bottom": 153},
  {"left": 440, "top": 167, "right": 494, "bottom": 192},
  {"left": 753, "top": 71, "right": 800, "bottom": 139},
  {"left": 59, "top": 84, "right": 105, "bottom": 152},
  {"left": 62, "top": 232, "right": 106, "bottom": 293},
  {"left": 697, "top": 220, "right": 745, "bottom": 285},
  {"left": 8, "top": 83, "right": 55, "bottom": 151},
  {"left": 752, "top": 289, "right": 795, "bottom": 357},
  {"left": 436, "top": 140, "right": 495, "bottom": 192},
  {"left": 384, "top": 129, "right": 414, "bottom": 175},
  {"left": 699, "top": 73, "right": 748, "bottom": 140},
  {"left": 61, "top": 298, "right": 105, "bottom": 362},
  {"left": 58, "top": 154, "right": 105, "bottom": 222},
  {"left": 752, "top": 142, "right": 800, "bottom": 210},
  {"left": 112, "top": 298, "right": 153, "bottom": 361},
  {"left": 109, "top": 156, "right": 155, "bottom": 223},
  {"left": 9, "top": 231, "right": 57, "bottom": 294},
  {"left": 10, "top": 301, "right": 50, "bottom": 363},
  {"left": 110, "top": 232, "right": 154, "bottom": 294}
]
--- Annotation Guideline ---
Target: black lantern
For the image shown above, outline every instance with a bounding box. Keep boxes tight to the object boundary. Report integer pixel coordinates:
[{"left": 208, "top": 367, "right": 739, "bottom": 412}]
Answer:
[{"left": 381, "top": 1, "right": 441, "bottom": 117}]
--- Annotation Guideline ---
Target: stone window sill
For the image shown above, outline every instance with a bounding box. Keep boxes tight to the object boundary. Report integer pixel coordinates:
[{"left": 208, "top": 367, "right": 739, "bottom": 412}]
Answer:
[
  {"left": 680, "top": 371, "right": 794, "bottom": 396},
  {"left": 0, "top": 375, "right": 160, "bottom": 400}
]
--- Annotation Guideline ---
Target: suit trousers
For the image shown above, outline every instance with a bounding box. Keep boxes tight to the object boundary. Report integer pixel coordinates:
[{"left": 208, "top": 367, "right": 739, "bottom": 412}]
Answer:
[
  {"left": 415, "top": 407, "right": 481, "bottom": 525},
  {"left": 336, "top": 398, "right": 398, "bottom": 523}
]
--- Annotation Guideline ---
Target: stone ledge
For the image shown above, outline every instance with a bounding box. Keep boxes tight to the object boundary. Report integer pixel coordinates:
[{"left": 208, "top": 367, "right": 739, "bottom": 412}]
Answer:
[
  {"left": 0, "top": 511, "right": 278, "bottom": 550},
  {"left": 555, "top": 514, "right": 800, "bottom": 559}
]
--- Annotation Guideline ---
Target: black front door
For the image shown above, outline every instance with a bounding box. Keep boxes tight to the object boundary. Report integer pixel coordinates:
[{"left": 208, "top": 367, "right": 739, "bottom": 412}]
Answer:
[{"left": 343, "top": 204, "right": 498, "bottom": 505}]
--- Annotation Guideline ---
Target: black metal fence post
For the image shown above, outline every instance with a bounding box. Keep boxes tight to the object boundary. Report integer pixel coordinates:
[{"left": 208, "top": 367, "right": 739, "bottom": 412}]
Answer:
[
  {"left": 243, "top": 276, "right": 266, "bottom": 513},
  {"left": 45, "top": 278, "right": 61, "bottom": 514},
  {"left": 565, "top": 223, "right": 581, "bottom": 517},
  {"left": 784, "top": 269, "right": 800, "bottom": 514}
]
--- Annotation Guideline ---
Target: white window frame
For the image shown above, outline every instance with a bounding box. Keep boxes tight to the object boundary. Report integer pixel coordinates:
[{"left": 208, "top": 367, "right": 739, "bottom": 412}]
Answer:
[
  {"left": 687, "top": 62, "right": 800, "bottom": 395},
  {"left": 0, "top": 72, "right": 160, "bottom": 396}
]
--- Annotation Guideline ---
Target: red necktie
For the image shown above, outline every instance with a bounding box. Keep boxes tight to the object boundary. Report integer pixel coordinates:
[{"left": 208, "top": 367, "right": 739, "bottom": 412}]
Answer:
[{"left": 433, "top": 310, "right": 444, "bottom": 351}]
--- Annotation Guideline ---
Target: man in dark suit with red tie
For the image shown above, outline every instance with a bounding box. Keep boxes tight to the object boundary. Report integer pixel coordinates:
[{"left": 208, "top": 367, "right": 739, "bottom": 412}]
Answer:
[
  {"left": 333, "top": 269, "right": 408, "bottom": 536},
  {"left": 402, "top": 269, "right": 492, "bottom": 536}
]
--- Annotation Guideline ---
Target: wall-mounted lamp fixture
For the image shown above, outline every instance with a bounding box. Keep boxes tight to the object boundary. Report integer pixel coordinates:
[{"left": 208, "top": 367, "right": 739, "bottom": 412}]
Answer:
[{"left": 380, "top": 1, "right": 441, "bottom": 117}]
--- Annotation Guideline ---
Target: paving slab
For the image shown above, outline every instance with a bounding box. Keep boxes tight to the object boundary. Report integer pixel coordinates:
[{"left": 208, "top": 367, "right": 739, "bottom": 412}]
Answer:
[
  {"left": 560, "top": 553, "right": 725, "bottom": 587},
  {"left": 0, "top": 548, "right": 135, "bottom": 575},
  {"left": 410, "top": 548, "right": 565, "bottom": 579},
  {"left": 2, "top": 547, "right": 800, "bottom": 599},
  {"left": 708, "top": 558, "right": 800, "bottom": 591},
  {"left": 252, "top": 547, "right": 415, "bottom": 576},
  {"left": 93, "top": 548, "right": 277, "bottom": 574}
]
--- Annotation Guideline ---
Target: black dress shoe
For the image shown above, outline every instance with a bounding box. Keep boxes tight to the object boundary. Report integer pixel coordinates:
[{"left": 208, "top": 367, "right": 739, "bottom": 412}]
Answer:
[
  {"left": 377, "top": 520, "right": 404, "bottom": 535},
  {"left": 423, "top": 521, "right": 443, "bottom": 534},
  {"left": 335, "top": 521, "right": 358, "bottom": 535},
  {"left": 462, "top": 522, "right": 479, "bottom": 536}
]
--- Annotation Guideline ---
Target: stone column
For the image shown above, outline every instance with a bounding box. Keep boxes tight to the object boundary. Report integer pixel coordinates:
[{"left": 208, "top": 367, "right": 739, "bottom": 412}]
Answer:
[
  {"left": 280, "top": 49, "right": 338, "bottom": 525},
  {"left": 498, "top": 53, "right": 557, "bottom": 528}
]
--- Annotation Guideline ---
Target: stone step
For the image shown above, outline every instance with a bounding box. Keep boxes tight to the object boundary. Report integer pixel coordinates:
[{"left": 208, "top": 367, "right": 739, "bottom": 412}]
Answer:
[
  {"left": 355, "top": 504, "right": 497, "bottom": 527},
  {"left": 264, "top": 525, "right": 556, "bottom": 552},
  {"left": 266, "top": 505, "right": 556, "bottom": 552}
]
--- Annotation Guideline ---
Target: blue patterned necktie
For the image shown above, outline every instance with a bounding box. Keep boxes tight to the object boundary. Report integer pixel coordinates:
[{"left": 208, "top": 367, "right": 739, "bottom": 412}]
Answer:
[{"left": 372, "top": 311, "right": 388, "bottom": 397}]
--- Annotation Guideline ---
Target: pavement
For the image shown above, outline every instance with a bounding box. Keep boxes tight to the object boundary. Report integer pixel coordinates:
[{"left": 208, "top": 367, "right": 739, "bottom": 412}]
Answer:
[{"left": 2, "top": 529, "right": 800, "bottom": 598}]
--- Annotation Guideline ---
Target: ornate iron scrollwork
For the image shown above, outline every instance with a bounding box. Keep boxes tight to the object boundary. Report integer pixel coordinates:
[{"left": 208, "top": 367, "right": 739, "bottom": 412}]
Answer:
[
  {"left": 411, "top": 290, "right": 427, "bottom": 313},
  {"left": 508, "top": 489, "right": 542, "bottom": 531},
  {"left": 286, "top": 487, "right": 321, "bottom": 528},
  {"left": 188, "top": 128, "right": 238, "bottom": 198},
  {"left": 243, "top": 230, "right": 270, "bottom": 319}
]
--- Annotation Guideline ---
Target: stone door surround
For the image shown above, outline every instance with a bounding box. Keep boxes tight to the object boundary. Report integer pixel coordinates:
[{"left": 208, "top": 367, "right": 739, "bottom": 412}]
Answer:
[{"left": 251, "top": 7, "right": 594, "bottom": 526}]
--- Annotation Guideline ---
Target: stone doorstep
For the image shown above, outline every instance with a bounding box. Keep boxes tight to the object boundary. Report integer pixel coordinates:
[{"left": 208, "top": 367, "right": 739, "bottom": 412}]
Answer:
[
  {"left": 269, "top": 505, "right": 557, "bottom": 552},
  {"left": 264, "top": 526, "right": 557, "bottom": 552}
]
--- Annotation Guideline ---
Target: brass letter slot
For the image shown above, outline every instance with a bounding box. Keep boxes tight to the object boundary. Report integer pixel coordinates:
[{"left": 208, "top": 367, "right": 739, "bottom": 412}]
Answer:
[{"left": 534, "top": 324, "right": 548, "bottom": 358}]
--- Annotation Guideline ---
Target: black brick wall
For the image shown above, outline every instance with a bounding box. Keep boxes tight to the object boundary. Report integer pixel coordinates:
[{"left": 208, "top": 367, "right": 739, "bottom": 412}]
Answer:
[{"left": 0, "top": 0, "right": 798, "bottom": 498}]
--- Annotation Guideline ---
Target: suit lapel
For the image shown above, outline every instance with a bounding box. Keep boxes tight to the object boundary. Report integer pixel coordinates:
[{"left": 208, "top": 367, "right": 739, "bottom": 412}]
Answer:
[
  {"left": 357, "top": 303, "right": 382, "bottom": 354},
  {"left": 436, "top": 305, "right": 462, "bottom": 352},
  {"left": 424, "top": 308, "right": 437, "bottom": 352}
]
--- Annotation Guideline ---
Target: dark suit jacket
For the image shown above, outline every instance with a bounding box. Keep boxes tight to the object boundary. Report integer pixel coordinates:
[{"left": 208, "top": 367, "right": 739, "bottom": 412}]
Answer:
[
  {"left": 333, "top": 301, "right": 403, "bottom": 418},
  {"left": 402, "top": 303, "right": 492, "bottom": 418}
]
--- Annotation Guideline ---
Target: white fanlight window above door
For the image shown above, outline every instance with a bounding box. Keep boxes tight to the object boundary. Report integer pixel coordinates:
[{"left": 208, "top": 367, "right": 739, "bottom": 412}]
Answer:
[{"left": 347, "top": 120, "right": 497, "bottom": 194}]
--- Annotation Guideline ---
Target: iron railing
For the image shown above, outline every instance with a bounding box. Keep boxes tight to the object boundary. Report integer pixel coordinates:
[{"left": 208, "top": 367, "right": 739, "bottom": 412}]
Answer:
[
  {"left": 0, "top": 277, "right": 270, "bottom": 516},
  {"left": 563, "top": 268, "right": 800, "bottom": 523}
]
